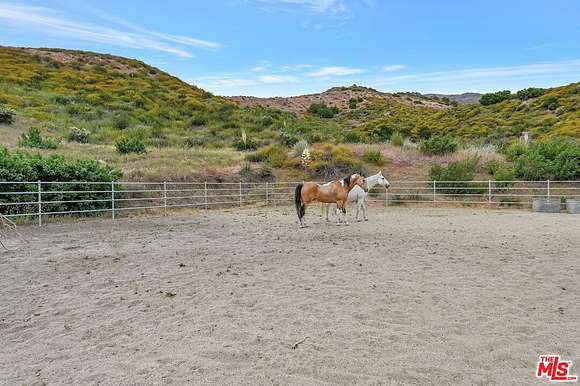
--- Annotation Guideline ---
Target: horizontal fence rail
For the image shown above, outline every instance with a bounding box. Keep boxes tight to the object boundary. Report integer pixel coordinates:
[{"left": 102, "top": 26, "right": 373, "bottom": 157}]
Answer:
[{"left": 0, "top": 180, "right": 578, "bottom": 225}]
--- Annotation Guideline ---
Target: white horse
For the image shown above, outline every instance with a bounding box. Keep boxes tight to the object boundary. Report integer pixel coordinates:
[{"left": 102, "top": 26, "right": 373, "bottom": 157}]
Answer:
[{"left": 324, "top": 170, "right": 390, "bottom": 222}]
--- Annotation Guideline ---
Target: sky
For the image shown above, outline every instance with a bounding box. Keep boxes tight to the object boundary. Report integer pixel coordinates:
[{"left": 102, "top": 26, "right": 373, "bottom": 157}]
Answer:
[{"left": 0, "top": 0, "right": 579, "bottom": 97}]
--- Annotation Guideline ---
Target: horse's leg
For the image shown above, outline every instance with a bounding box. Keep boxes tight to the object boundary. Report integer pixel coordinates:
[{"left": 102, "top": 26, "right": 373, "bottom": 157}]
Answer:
[
  {"left": 336, "top": 201, "right": 342, "bottom": 225},
  {"left": 325, "top": 204, "right": 330, "bottom": 222},
  {"left": 355, "top": 199, "right": 361, "bottom": 222},
  {"left": 342, "top": 202, "right": 349, "bottom": 225},
  {"left": 362, "top": 199, "right": 368, "bottom": 221}
]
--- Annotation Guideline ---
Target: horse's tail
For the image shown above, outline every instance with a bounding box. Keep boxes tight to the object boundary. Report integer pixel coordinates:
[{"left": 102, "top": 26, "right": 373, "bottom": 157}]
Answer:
[{"left": 295, "top": 184, "right": 304, "bottom": 219}]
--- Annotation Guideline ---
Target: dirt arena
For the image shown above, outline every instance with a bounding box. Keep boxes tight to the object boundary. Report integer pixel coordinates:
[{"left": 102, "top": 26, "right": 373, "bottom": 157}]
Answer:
[{"left": 1, "top": 206, "right": 578, "bottom": 385}]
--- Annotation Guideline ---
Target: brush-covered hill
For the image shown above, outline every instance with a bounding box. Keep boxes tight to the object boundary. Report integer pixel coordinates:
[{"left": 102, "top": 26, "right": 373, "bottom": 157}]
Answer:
[
  {"left": 0, "top": 46, "right": 577, "bottom": 181},
  {"left": 230, "top": 85, "right": 450, "bottom": 113},
  {"left": 0, "top": 46, "right": 295, "bottom": 149}
]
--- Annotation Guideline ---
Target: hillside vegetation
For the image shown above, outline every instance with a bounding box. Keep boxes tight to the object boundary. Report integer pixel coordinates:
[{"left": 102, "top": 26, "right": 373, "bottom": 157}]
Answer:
[{"left": 0, "top": 46, "right": 578, "bottom": 183}]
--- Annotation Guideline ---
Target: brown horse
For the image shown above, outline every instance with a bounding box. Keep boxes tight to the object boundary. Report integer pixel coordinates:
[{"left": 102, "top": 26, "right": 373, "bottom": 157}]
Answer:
[{"left": 294, "top": 174, "right": 368, "bottom": 227}]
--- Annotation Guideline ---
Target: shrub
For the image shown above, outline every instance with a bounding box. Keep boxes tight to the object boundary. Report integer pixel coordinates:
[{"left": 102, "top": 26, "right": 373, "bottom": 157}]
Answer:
[
  {"left": 511, "top": 139, "right": 579, "bottom": 180},
  {"left": 503, "top": 142, "right": 528, "bottom": 161},
  {"left": 493, "top": 166, "right": 517, "bottom": 190},
  {"left": 18, "top": 127, "right": 59, "bottom": 149},
  {"left": 368, "top": 124, "right": 393, "bottom": 141},
  {"left": 116, "top": 137, "right": 146, "bottom": 154},
  {"left": 67, "top": 127, "right": 90, "bottom": 143},
  {"left": 363, "top": 149, "right": 383, "bottom": 164},
  {"left": 390, "top": 132, "right": 405, "bottom": 147},
  {"left": 309, "top": 144, "right": 364, "bottom": 179},
  {"left": 233, "top": 129, "right": 258, "bottom": 151},
  {"left": 279, "top": 131, "right": 299, "bottom": 147},
  {"left": 419, "top": 136, "right": 458, "bottom": 155},
  {"left": 429, "top": 157, "right": 485, "bottom": 194},
  {"left": 293, "top": 140, "right": 308, "bottom": 157},
  {"left": 245, "top": 152, "right": 265, "bottom": 162},
  {"left": 0, "top": 104, "right": 16, "bottom": 124},
  {"left": 112, "top": 113, "right": 131, "bottom": 130},
  {"left": 0, "top": 147, "right": 122, "bottom": 217},
  {"left": 344, "top": 131, "right": 365, "bottom": 143},
  {"left": 184, "top": 137, "right": 205, "bottom": 148},
  {"left": 542, "top": 96, "right": 559, "bottom": 111},
  {"left": 255, "top": 144, "right": 288, "bottom": 167},
  {"left": 479, "top": 90, "right": 512, "bottom": 105},
  {"left": 307, "top": 103, "right": 339, "bottom": 118},
  {"left": 516, "top": 87, "right": 545, "bottom": 100}
]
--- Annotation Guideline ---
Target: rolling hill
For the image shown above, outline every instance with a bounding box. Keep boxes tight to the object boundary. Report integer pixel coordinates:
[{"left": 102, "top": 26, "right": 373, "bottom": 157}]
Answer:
[{"left": 0, "top": 46, "right": 578, "bottom": 181}]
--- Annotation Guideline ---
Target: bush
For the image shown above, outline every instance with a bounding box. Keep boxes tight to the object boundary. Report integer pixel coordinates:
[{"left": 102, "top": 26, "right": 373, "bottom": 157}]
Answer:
[
  {"left": 307, "top": 103, "right": 339, "bottom": 118},
  {"left": 233, "top": 130, "right": 258, "bottom": 151},
  {"left": 0, "top": 147, "right": 122, "bottom": 217},
  {"left": 254, "top": 144, "right": 288, "bottom": 167},
  {"left": 363, "top": 149, "right": 383, "bottom": 164},
  {"left": 279, "top": 131, "right": 299, "bottom": 147},
  {"left": 390, "top": 132, "right": 405, "bottom": 147},
  {"left": 419, "top": 136, "right": 458, "bottom": 155},
  {"left": 344, "top": 131, "right": 365, "bottom": 143},
  {"left": 542, "top": 96, "right": 559, "bottom": 111},
  {"left": 293, "top": 140, "right": 308, "bottom": 157},
  {"left": 517, "top": 87, "right": 545, "bottom": 100},
  {"left": 511, "top": 139, "right": 579, "bottom": 180},
  {"left": 429, "top": 157, "right": 485, "bottom": 194},
  {"left": 67, "top": 127, "right": 90, "bottom": 143},
  {"left": 116, "top": 137, "right": 146, "bottom": 154},
  {"left": 245, "top": 152, "right": 265, "bottom": 162},
  {"left": 480, "top": 90, "right": 511, "bottom": 105},
  {"left": 0, "top": 104, "right": 16, "bottom": 124},
  {"left": 112, "top": 113, "right": 131, "bottom": 130},
  {"left": 18, "top": 127, "right": 59, "bottom": 149},
  {"left": 184, "top": 137, "right": 205, "bottom": 148},
  {"left": 309, "top": 144, "right": 364, "bottom": 179},
  {"left": 493, "top": 166, "right": 517, "bottom": 190}
]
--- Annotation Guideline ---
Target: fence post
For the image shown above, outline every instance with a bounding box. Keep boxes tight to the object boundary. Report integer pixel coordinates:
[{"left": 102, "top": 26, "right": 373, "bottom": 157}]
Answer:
[
  {"left": 204, "top": 181, "right": 208, "bottom": 210},
  {"left": 547, "top": 179, "right": 550, "bottom": 198},
  {"left": 111, "top": 181, "right": 115, "bottom": 220},
  {"left": 433, "top": 180, "right": 436, "bottom": 207},
  {"left": 384, "top": 187, "right": 388, "bottom": 207},
  {"left": 265, "top": 182, "right": 269, "bottom": 205},
  {"left": 37, "top": 180, "right": 42, "bottom": 226},
  {"left": 239, "top": 181, "right": 242, "bottom": 207},
  {"left": 488, "top": 180, "right": 492, "bottom": 208},
  {"left": 163, "top": 181, "right": 167, "bottom": 216}
]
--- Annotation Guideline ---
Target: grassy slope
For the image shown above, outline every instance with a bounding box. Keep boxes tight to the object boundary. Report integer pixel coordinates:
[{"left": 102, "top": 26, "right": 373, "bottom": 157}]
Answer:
[{"left": 0, "top": 46, "right": 578, "bottom": 181}]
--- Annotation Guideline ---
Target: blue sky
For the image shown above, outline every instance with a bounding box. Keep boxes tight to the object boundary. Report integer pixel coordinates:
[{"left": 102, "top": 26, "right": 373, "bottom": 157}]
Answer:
[{"left": 1, "top": 0, "right": 579, "bottom": 96}]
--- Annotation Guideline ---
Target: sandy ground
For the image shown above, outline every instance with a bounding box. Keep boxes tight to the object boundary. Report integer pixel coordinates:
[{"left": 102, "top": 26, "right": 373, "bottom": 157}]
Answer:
[{"left": 0, "top": 206, "right": 579, "bottom": 385}]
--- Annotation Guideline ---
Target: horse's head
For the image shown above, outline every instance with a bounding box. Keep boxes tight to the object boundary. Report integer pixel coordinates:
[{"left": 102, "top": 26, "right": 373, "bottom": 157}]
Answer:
[
  {"left": 350, "top": 173, "right": 368, "bottom": 192},
  {"left": 377, "top": 171, "right": 390, "bottom": 189}
]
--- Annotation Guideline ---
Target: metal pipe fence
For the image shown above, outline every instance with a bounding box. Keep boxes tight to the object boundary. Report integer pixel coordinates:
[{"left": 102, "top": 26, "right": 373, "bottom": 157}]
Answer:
[{"left": 0, "top": 180, "right": 578, "bottom": 226}]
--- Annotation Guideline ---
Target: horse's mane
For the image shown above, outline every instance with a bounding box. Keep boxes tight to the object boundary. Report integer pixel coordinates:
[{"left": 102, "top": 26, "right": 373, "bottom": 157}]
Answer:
[{"left": 342, "top": 175, "right": 351, "bottom": 187}]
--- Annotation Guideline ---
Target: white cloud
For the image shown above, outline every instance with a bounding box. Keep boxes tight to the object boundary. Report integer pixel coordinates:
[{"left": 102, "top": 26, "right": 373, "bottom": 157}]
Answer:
[
  {"left": 251, "top": 0, "right": 346, "bottom": 14},
  {"left": 0, "top": 3, "right": 220, "bottom": 57},
  {"left": 382, "top": 64, "right": 406, "bottom": 72},
  {"left": 375, "top": 60, "right": 580, "bottom": 86},
  {"left": 257, "top": 74, "right": 299, "bottom": 83},
  {"left": 308, "top": 66, "right": 365, "bottom": 77}
]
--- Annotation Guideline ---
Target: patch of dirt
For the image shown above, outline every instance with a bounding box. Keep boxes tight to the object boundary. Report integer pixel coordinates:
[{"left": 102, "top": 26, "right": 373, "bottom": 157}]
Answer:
[{"left": 1, "top": 207, "right": 578, "bottom": 384}]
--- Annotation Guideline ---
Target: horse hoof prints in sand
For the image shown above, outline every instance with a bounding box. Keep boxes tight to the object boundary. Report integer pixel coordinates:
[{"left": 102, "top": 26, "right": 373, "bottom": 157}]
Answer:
[{"left": 294, "top": 174, "right": 368, "bottom": 228}]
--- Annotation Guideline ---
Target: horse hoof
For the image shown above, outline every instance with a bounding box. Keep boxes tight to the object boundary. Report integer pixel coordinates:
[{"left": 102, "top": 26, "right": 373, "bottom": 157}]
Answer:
[
  {"left": 364, "top": 218, "right": 369, "bottom": 222},
  {"left": 357, "top": 219, "right": 361, "bottom": 222}
]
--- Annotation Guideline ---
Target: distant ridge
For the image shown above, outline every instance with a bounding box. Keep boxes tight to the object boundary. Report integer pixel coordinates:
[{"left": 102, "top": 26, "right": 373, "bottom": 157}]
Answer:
[{"left": 425, "top": 92, "right": 482, "bottom": 105}]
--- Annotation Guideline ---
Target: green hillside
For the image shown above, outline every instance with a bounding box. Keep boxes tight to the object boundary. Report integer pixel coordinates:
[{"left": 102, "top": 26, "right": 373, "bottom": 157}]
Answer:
[
  {"left": 344, "top": 83, "right": 579, "bottom": 142},
  {"left": 0, "top": 46, "right": 578, "bottom": 182}
]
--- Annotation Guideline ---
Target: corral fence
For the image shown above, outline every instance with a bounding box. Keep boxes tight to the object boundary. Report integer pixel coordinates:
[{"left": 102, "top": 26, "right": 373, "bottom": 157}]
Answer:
[{"left": 0, "top": 180, "right": 579, "bottom": 226}]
